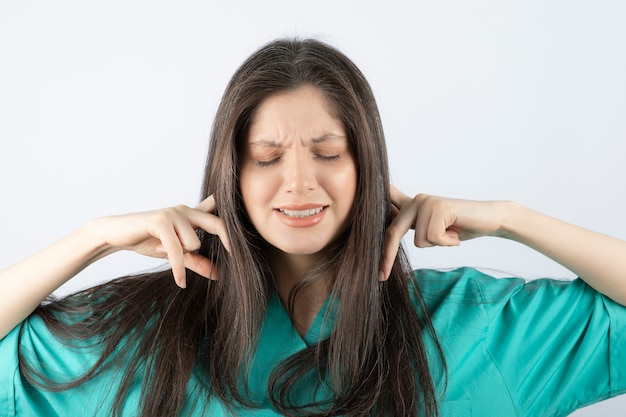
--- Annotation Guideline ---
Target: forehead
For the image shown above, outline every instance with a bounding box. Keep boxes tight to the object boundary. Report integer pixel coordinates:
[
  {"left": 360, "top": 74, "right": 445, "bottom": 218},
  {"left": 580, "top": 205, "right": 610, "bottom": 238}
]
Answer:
[{"left": 246, "top": 86, "right": 345, "bottom": 144}]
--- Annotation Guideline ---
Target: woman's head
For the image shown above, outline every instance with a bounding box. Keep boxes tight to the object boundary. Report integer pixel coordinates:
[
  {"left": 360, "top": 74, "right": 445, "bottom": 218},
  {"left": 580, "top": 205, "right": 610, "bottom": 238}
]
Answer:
[{"left": 202, "top": 38, "right": 391, "bottom": 267}]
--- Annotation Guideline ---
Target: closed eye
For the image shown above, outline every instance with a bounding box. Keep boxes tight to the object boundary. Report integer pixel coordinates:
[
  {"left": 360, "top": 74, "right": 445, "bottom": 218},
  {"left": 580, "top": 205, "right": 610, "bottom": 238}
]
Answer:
[
  {"left": 316, "top": 154, "right": 341, "bottom": 162},
  {"left": 256, "top": 157, "right": 282, "bottom": 167}
]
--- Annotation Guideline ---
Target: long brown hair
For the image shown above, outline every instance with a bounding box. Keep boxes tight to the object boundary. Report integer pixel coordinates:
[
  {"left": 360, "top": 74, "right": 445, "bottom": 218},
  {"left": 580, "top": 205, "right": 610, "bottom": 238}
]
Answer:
[{"left": 21, "top": 38, "right": 446, "bottom": 417}]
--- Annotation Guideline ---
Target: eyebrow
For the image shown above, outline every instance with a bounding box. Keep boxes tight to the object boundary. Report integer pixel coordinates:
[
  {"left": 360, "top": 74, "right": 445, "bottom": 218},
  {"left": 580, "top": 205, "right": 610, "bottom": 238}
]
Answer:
[
  {"left": 311, "top": 134, "right": 347, "bottom": 144},
  {"left": 249, "top": 134, "right": 347, "bottom": 147}
]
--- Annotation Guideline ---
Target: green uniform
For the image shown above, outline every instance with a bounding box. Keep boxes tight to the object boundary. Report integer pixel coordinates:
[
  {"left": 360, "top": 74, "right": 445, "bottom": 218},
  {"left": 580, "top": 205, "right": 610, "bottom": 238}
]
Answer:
[{"left": 2, "top": 267, "right": 625, "bottom": 416}]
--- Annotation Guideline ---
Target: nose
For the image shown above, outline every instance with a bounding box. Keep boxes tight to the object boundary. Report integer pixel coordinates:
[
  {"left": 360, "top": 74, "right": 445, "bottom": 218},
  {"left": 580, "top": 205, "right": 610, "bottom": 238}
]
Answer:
[{"left": 284, "top": 151, "right": 317, "bottom": 194}]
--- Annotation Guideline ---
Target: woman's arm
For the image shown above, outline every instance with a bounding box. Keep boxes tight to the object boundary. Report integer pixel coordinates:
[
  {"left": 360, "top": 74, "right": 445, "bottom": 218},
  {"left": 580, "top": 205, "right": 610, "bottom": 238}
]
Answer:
[
  {"left": 0, "top": 196, "right": 228, "bottom": 339},
  {"left": 0, "top": 222, "right": 113, "bottom": 339},
  {"left": 380, "top": 186, "right": 626, "bottom": 306},
  {"left": 499, "top": 202, "right": 626, "bottom": 305}
]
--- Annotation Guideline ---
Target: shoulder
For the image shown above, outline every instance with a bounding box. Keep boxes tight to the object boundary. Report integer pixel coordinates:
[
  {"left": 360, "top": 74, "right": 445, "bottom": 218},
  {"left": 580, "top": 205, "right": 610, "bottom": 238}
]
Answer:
[
  {"left": 410, "top": 266, "right": 526, "bottom": 308},
  {"left": 0, "top": 314, "right": 107, "bottom": 416},
  {"left": 409, "top": 266, "right": 589, "bottom": 309},
  {"left": 407, "top": 267, "right": 596, "bottom": 336},
  {"left": 407, "top": 267, "right": 498, "bottom": 337}
]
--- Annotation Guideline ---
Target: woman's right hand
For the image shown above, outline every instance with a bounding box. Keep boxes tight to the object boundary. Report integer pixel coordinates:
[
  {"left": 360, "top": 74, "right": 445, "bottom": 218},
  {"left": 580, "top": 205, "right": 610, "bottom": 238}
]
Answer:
[
  {"left": 0, "top": 195, "right": 230, "bottom": 338},
  {"left": 95, "top": 195, "right": 230, "bottom": 288}
]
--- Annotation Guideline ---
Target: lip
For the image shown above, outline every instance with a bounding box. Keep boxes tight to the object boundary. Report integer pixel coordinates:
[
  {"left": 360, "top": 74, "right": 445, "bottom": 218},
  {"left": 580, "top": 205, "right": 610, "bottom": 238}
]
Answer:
[{"left": 275, "top": 204, "right": 328, "bottom": 227}]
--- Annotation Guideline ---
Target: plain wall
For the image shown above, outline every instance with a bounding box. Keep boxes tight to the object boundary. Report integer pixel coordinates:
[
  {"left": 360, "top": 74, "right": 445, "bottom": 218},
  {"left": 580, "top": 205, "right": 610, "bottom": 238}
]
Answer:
[{"left": 1, "top": 1, "right": 625, "bottom": 415}]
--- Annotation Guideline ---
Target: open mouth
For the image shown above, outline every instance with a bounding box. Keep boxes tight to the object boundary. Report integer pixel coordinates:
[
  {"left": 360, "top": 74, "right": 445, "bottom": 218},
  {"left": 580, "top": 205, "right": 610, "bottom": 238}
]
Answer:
[{"left": 277, "top": 206, "right": 326, "bottom": 218}]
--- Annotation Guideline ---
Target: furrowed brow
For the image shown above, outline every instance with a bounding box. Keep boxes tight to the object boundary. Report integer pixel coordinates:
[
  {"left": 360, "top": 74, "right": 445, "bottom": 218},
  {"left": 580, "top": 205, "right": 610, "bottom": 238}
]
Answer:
[
  {"left": 311, "top": 134, "right": 347, "bottom": 144},
  {"left": 249, "top": 139, "right": 282, "bottom": 148}
]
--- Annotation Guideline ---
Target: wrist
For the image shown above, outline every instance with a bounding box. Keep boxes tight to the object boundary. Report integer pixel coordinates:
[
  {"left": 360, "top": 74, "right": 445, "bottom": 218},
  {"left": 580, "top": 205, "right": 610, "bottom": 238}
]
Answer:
[
  {"left": 493, "top": 200, "right": 525, "bottom": 240},
  {"left": 78, "top": 218, "right": 120, "bottom": 260}
]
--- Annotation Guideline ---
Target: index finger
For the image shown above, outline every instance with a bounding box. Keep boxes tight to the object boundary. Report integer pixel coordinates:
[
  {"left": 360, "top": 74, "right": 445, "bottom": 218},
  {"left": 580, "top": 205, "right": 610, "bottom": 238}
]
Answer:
[
  {"left": 195, "top": 195, "right": 217, "bottom": 212},
  {"left": 379, "top": 203, "right": 417, "bottom": 281}
]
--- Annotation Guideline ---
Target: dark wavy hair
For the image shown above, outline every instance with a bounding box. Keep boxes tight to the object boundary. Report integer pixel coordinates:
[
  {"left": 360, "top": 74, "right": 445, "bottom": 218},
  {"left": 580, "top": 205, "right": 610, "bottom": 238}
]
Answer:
[{"left": 21, "top": 38, "right": 446, "bottom": 417}]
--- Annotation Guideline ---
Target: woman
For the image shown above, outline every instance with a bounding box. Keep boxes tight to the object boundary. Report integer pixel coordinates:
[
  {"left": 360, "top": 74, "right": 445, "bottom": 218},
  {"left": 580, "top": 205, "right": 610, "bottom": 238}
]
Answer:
[{"left": 1, "top": 38, "right": 626, "bottom": 417}]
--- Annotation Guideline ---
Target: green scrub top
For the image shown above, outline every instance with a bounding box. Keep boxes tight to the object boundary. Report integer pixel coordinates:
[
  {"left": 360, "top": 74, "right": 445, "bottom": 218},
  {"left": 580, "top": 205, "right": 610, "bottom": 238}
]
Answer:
[{"left": 2, "top": 267, "right": 626, "bottom": 416}]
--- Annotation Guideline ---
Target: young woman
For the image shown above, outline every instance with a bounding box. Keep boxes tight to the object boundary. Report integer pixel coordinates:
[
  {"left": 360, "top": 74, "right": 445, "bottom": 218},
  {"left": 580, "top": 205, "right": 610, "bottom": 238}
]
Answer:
[{"left": 1, "top": 38, "right": 626, "bottom": 417}]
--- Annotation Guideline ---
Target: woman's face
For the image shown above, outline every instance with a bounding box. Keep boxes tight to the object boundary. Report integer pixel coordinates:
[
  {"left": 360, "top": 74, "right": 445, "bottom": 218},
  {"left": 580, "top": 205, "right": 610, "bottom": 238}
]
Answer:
[{"left": 239, "top": 86, "right": 357, "bottom": 257}]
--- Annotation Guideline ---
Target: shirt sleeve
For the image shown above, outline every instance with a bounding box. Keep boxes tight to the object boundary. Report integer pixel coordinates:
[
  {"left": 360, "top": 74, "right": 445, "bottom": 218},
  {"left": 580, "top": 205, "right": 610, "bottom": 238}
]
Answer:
[
  {"left": 0, "top": 322, "right": 19, "bottom": 417},
  {"left": 0, "top": 313, "right": 231, "bottom": 417},
  {"left": 0, "top": 314, "right": 126, "bottom": 417},
  {"left": 477, "top": 274, "right": 626, "bottom": 416}
]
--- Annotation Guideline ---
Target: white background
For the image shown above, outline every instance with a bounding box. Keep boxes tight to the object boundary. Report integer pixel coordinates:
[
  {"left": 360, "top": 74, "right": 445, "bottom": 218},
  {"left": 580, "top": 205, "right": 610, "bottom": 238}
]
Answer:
[{"left": 1, "top": 1, "right": 625, "bottom": 415}]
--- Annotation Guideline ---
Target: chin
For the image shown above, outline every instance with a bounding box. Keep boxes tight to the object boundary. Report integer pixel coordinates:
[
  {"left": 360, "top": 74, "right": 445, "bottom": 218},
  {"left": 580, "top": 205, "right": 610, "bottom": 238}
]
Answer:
[
  {"left": 276, "top": 245, "right": 328, "bottom": 256},
  {"left": 268, "top": 239, "right": 331, "bottom": 256}
]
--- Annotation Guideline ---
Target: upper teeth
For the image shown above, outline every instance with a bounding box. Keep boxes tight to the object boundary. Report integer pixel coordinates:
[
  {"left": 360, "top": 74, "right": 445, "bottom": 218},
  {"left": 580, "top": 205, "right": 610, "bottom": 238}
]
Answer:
[{"left": 280, "top": 207, "right": 324, "bottom": 218}]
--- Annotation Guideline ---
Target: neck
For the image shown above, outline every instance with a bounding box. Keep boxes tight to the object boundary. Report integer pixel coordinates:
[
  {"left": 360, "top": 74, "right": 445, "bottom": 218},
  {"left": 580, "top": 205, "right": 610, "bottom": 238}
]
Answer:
[{"left": 269, "top": 248, "right": 330, "bottom": 337}]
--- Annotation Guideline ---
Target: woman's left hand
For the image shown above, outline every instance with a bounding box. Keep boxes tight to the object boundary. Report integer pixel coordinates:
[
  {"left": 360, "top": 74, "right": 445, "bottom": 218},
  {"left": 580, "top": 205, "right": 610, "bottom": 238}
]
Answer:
[
  {"left": 379, "top": 185, "right": 626, "bottom": 307},
  {"left": 379, "top": 186, "right": 506, "bottom": 281}
]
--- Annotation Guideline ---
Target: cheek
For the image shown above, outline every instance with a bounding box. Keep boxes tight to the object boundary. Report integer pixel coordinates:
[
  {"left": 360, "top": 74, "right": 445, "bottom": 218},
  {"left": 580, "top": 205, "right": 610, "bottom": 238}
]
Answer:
[
  {"left": 239, "top": 166, "right": 273, "bottom": 216},
  {"left": 325, "top": 164, "right": 358, "bottom": 203}
]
